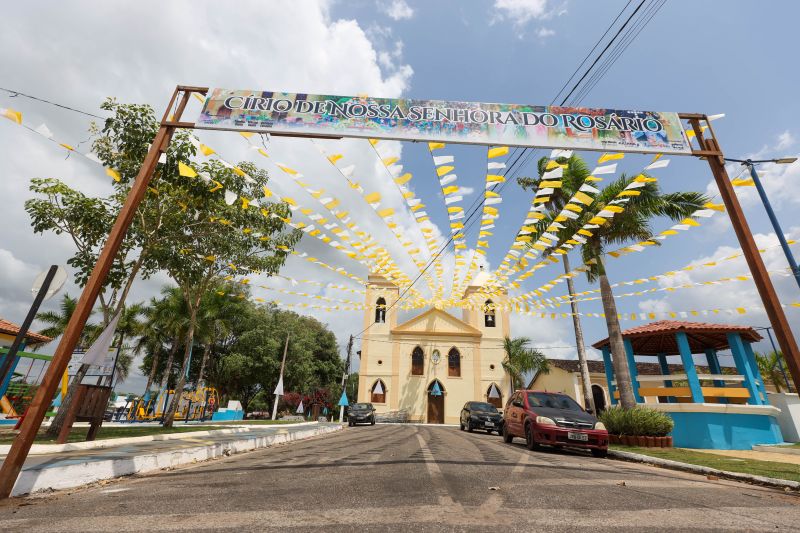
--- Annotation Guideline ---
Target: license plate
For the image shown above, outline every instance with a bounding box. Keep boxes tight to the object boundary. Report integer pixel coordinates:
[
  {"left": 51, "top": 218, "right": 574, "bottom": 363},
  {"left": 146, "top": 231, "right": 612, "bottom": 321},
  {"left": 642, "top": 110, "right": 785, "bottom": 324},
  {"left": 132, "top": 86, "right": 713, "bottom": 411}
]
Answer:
[
  {"left": 484, "top": 421, "right": 495, "bottom": 427},
  {"left": 568, "top": 431, "right": 588, "bottom": 441}
]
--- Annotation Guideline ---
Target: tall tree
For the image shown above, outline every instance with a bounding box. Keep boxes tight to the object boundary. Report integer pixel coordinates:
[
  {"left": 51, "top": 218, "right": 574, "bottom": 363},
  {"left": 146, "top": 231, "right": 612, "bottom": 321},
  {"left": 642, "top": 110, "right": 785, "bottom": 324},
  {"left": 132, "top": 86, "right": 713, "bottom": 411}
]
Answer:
[
  {"left": 150, "top": 159, "right": 300, "bottom": 427},
  {"left": 35, "top": 294, "right": 97, "bottom": 348},
  {"left": 518, "top": 155, "right": 595, "bottom": 411},
  {"left": 528, "top": 155, "right": 707, "bottom": 409},
  {"left": 27, "top": 98, "right": 197, "bottom": 436},
  {"left": 501, "top": 336, "right": 549, "bottom": 395}
]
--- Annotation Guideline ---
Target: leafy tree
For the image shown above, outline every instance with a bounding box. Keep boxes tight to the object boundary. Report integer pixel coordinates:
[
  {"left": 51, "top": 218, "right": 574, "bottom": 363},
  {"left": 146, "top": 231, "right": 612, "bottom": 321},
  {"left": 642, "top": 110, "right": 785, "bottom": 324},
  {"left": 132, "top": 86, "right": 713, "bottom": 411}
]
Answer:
[
  {"left": 148, "top": 158, "right": 300, "bottom": 427},
  {"left": 524, "top": 154, "right": 707, "bottom": 408},
  {"left": 518, "top": 155, "right": 596, "bottom": 412},
  {"left": 501, "top": 336, "right": 549, "bottom": 395}
]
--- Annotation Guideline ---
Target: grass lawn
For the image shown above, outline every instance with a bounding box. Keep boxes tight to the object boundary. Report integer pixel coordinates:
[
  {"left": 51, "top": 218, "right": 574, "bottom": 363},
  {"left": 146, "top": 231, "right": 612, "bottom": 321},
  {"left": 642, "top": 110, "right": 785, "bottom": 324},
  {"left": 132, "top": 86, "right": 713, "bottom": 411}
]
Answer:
[
  {"left": 0, "top": 425, "right": 223, "bottom": 445},
  {"left": 612, "top": 445, "right": 800, "bottom": 483}
]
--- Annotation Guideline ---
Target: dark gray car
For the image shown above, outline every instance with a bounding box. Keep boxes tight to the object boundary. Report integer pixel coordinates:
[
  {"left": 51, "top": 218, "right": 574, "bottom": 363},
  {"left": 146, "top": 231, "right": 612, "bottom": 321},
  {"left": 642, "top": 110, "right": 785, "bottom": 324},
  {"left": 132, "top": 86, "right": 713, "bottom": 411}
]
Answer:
[
  {"left": 348, "top": 403, "right": 376, "bottom": 426},
  {"left": 460, "top": 401, "right": 503, "bottom": 434}
]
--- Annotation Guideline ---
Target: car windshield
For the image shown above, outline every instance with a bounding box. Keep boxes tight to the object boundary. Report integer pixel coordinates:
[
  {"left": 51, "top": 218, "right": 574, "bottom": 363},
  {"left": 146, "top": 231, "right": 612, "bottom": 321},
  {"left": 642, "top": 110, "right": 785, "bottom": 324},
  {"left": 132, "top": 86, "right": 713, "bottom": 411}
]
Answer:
[
  {"left": 351, "top": 403, "right": 372, "bottom": 410},
  {"left": 527, "top": 392, "right": 583, "bottom": 411},
  {"left": 468, "top": 402, "right": 498, "bottom": 412}
]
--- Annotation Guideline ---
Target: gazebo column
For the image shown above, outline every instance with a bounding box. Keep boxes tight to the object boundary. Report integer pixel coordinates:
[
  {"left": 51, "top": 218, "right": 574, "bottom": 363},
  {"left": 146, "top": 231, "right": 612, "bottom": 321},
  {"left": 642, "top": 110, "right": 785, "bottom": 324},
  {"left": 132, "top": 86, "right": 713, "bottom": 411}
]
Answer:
[
  {"left": 742, "top": 340, "right": 768, "bottom": 404},
  {"left": 601, "top": 346, "right": 617, "bottom": 406},
  {"left": 675, "top": 332, "right": 704, "bottom": 403},
  {"left": 657, "top": 353, "right": 675, "bottom": 403},
  {"left": 727, "top": 332, "right": 763, "bottom": 406},
  {"left": 704, "top": 348, "right": 727, "bottom": 404},
  {"left": 623, "top": 338, "right": 643, "bottom": 403}
]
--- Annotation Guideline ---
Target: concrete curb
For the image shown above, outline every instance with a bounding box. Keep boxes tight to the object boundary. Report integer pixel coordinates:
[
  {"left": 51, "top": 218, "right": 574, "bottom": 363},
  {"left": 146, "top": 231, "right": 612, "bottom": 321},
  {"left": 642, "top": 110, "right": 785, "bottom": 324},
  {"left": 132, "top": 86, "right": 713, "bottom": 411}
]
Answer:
[
  {"left": 0, "top": 422, "right": 318, "bottom": 455},
  {"left": 609, "top": 449, "right": 800, "bottom": 490},
  {"left": 11, "top": 424, "right": 342, "bottom": 497}
]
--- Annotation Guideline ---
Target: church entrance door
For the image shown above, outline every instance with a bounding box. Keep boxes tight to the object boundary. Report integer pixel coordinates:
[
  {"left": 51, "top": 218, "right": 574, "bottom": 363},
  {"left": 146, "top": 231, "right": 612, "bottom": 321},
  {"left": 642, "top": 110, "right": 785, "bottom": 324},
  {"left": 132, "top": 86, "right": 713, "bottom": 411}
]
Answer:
[{"left": 427, "top": 380, "right": 445, "bottom": 424}]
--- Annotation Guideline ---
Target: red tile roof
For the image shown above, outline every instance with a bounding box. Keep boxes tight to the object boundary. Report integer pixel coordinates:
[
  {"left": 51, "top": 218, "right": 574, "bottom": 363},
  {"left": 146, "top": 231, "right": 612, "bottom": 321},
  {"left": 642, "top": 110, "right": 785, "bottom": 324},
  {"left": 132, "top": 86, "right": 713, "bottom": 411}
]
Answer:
[
  {"left": 0, "top": 318, "right": 53, "bottom": 345},
  {"left": 591, "top": 320, "right": 761, "bottom": 355}
]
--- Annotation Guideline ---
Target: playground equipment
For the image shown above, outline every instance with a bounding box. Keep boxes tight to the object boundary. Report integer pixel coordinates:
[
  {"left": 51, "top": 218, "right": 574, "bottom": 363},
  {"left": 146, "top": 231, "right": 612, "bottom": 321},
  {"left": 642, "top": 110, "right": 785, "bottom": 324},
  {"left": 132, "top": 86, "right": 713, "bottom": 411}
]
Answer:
[
  {"left": 122, "top": 387, "right": 220, "bottom": 422},
  {"left": 0, "top": 348, "right": 57, "bottom": 425}
]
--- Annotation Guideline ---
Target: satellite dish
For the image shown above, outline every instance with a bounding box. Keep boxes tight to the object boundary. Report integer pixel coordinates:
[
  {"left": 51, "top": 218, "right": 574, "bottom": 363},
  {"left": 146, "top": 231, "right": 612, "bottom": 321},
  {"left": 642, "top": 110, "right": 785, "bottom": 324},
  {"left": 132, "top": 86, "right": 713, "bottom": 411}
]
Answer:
[{"left": 31, "top": 266, "right": 67, "bottom": 301}]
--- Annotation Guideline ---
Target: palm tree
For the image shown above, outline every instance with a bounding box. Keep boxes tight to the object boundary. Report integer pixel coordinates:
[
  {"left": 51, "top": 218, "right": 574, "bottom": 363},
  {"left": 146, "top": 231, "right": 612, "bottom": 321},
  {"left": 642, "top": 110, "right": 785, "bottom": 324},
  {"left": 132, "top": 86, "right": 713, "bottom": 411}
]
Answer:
[
  {"left": 194, "top": 287, "right": 237, "bottom": 389},
  {"left": 547, "top": 157, "right": 708, "bottom": 408},
  {"left": 756, "top": 350, "right": 791, "bottom": 393},
  {"left": 36, "top": 294, "right": 96, "bottom": 348},
  {"left": 502, "top": 336, "right": 549, "bottom": 395},
  {"left": 136, "top": 287, "right": 189, "bottom": 395},
  {"left": 518, "top": 155, "right": 596, "bottom": 412},
  {"left": 108, "top": 302, "right": 146, "bottom": 386}
]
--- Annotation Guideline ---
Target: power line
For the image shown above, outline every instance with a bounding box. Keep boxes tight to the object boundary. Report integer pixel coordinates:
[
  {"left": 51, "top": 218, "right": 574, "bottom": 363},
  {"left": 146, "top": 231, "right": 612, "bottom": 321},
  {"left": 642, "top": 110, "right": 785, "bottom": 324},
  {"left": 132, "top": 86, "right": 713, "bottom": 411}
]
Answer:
[{"left": 0, "top": 87, "right": 105, "bottom": 120}]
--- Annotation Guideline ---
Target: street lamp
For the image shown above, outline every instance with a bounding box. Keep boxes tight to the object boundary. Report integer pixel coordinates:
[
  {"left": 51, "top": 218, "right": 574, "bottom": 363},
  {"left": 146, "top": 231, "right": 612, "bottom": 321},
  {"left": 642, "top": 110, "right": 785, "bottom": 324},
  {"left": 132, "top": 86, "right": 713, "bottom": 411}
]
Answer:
[{"left": 725, "top": 156, "right": 800, "bottom": 290}]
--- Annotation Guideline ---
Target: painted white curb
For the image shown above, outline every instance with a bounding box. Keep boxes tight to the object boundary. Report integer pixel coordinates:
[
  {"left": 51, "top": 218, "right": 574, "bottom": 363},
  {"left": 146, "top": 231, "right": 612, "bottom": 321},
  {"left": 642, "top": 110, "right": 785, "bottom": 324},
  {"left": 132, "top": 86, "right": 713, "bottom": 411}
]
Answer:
[
  {"left": 610, "top": 449, "right": 800, "bottom": 490},
  {"left": 11, "top": 424, "right": 342, "bottom": 497},
  {"left": 0, "top": 422, "right": 319, "bottom": 455}
]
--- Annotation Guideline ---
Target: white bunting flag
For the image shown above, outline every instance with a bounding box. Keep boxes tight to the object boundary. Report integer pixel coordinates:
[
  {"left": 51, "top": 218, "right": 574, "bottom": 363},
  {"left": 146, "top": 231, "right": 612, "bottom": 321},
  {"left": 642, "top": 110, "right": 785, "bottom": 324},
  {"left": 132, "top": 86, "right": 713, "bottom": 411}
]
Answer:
[
  {"left": 591, "top": 164, "right": 617, "bottom": 175},
  {"left": 433, "top": 155, "right": 454, "bottom": 165},
  {"left": 645, "top": 159, "right": 670, "bottom": 170},
  {"left": 273, "top": 375, "right": 284, "bottom": 395},
  {"left": 81, "top": 311, "right": 121, "bottom": 367},
  {"left": 224, "top": 190, "right": 237, "bottom": 205}
]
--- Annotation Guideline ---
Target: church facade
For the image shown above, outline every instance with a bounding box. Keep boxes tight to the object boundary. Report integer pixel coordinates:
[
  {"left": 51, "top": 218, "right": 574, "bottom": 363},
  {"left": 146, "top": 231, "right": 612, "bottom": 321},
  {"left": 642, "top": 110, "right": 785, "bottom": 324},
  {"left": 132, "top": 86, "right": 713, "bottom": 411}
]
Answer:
[{"left": 356, "top": 272, "right": 511, "bottom": 424}]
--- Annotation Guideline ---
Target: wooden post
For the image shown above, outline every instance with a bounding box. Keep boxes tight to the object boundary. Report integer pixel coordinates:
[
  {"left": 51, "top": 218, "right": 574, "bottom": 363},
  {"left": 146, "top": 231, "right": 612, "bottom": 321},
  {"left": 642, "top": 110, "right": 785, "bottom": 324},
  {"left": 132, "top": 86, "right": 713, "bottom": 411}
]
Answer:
[
  {"left": 0, "top": 86, "right": 196, "bottom": 499},
  {"left": 689, "top": 115, "right": 800, "bottom": 389}
]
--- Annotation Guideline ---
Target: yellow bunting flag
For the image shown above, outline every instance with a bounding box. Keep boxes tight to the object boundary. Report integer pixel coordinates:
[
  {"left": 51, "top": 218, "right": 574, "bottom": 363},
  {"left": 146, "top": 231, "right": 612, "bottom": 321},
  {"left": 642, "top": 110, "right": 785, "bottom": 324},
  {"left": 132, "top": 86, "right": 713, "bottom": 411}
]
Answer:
[
  {"left": 598, "top": 153, "right": 624, "bottom": 163},
  {"left": 488, "top": 146, "right": 509, "bottom": 158},
  {"left": 428, "top": 142, "right": 445, "bottom": 150},
  {"left": 1, "top": 108, "right": 22, "bottom": 124},
  {"left": 178, "top": 162, "right": 197, "bottom": 178},
  {"left": 105, "top": 168, "right": 121, "bottom": 182},
  {"left": 436, "top": 165, "right": 455, "bottom": 177}
]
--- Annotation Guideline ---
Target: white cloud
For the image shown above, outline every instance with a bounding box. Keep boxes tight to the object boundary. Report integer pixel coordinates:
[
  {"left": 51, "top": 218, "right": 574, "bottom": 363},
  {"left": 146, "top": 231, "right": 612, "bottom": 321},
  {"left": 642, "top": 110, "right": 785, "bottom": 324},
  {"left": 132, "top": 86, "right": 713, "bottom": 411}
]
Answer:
[
  {"left": 634, "top": 227, "right": 800, "bottom": 353},
  {"left": 493, "top": 0, "right": 561, "bottom": 25},
  {"left": 536, "top": 27, "right": 556, "bottom": 38},
  {"left": 383, "top": 0, "right": 414, "bottom": 20},
  {"left": 776, "top": 130, "right": 796, "bottom": 151},
  {"left": 0, "top": 0, "right": 415, "bottom": 391}
]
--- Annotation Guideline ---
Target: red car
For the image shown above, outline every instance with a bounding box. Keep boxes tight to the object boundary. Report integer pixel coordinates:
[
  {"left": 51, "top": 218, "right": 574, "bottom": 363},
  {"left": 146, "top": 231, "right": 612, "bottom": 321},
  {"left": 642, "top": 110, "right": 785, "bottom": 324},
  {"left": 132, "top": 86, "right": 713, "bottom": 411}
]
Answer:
[{"left": 502, "top": 390, "right": 609, "bottom": 458}]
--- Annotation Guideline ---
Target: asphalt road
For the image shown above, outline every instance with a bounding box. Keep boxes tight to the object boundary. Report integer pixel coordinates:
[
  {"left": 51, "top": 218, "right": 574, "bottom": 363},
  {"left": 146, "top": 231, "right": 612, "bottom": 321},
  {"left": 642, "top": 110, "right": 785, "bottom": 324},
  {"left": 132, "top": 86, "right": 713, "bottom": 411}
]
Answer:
[{"left": 0, "top": 424, "right": 798, "bottom": 532}]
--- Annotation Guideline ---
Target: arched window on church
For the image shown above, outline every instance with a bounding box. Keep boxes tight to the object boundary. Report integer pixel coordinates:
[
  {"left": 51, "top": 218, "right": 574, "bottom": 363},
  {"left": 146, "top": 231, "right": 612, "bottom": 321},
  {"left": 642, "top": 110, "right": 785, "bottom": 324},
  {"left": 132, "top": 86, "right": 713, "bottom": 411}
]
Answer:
[
  {"left": 371, "top": 379, "right": 386, "bottom": 403},
  {"left": 375, "top": 297, "right": 386, "bottom": 323},
  {"left": 448, "top": 347, "right": 461, "bottom": 377},
  {"left": 484, "top": 299, "right": 496, "bottom": 327},
  {"left": 486, "top": 383, "right": 502, "bottom": 409},
  {"left": 411, "top": 346, "right": 424, "bottom": 376}
]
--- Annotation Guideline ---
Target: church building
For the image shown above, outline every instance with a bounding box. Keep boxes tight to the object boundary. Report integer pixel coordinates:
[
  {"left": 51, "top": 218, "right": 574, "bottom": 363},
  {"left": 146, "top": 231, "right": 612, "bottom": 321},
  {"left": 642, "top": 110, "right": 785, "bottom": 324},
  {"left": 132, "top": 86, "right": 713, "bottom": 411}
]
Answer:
[{"left": 356, "top": 271, "right": 511, "bottom": 424}]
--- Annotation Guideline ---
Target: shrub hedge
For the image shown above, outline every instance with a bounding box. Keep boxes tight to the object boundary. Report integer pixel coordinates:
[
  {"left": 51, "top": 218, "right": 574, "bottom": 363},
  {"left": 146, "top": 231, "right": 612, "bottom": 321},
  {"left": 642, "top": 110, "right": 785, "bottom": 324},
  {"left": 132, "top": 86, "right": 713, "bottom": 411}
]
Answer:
[{"left": 598, "top": 406, "right": 674, "bottom": 437}]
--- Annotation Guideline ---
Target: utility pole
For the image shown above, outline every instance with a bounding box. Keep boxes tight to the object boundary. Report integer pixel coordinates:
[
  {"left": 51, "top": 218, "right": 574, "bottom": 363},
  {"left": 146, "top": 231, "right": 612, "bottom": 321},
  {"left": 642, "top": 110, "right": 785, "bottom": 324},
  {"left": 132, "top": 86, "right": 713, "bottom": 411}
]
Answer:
[
  {"left": 271, "top": 333, "right": 290, "bottom": 421},
  {"left": 339, "top": 335, "right": 353, "bottom": 423}
]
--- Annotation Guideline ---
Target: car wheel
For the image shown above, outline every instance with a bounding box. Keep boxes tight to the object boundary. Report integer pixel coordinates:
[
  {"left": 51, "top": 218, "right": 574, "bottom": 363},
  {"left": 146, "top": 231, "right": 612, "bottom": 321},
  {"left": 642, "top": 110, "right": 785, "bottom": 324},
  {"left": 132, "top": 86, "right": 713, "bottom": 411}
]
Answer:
[
  {"left": 459, "top": 422, "right": 465, "bottom": 431},
  {"left": 348, "top": 421, "right": 353, "bottom": 427},
  {"left": 502, "top": 423, "right": 513, "bottom": 443},
  {"left": 370, "top": 419, "right": 375, "bottom": 426},
  {"left": 467, "top": 423, "right": 473, "bottom": 433},
  {"left": 525, "top": 424, "right": 541, "bottom": 451},
  {"left": 591, "top": 448, "right": 608, "bottom": 458}
]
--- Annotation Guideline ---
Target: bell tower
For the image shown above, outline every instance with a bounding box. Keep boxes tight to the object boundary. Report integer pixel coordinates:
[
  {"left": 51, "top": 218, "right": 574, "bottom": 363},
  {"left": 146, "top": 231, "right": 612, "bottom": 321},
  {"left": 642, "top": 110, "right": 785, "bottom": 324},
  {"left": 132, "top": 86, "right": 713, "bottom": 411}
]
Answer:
[{"left": 357, "top": 274, "right": 399, "bottom": 404}]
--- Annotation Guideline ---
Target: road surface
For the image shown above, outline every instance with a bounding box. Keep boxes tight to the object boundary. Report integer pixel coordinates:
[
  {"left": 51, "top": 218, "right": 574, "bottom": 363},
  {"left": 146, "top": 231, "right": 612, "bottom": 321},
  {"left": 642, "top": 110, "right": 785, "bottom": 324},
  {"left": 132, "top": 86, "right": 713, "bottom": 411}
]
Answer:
[{"left": 0, "top": 424, "right": 798, "bottom": 531}]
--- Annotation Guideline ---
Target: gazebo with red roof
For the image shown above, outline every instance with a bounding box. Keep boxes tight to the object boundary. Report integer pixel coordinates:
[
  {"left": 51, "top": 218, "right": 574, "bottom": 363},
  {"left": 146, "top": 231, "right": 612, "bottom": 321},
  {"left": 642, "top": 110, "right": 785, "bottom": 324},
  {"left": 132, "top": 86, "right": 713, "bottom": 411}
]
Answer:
[{"left": 593, "top": 320, "right": 783, "bottom": 449}]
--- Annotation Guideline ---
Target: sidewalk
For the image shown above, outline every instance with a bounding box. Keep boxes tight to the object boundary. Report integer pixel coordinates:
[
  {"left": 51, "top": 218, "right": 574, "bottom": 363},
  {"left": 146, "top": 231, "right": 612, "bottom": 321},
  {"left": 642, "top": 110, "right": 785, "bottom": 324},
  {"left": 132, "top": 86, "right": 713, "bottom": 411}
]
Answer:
[
  {"left": 2, "top": 422, "right": 342, "bottom": 497},
  {"left": 692, "top": 447, "right": 800, "bottom": 466}
]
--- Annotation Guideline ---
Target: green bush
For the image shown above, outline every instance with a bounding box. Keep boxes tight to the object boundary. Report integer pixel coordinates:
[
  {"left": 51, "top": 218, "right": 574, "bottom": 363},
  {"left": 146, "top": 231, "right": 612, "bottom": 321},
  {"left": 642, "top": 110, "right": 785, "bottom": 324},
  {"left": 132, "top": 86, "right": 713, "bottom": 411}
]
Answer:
[{"left": 598, "top": 406, "right": 674, "bottom": 437}]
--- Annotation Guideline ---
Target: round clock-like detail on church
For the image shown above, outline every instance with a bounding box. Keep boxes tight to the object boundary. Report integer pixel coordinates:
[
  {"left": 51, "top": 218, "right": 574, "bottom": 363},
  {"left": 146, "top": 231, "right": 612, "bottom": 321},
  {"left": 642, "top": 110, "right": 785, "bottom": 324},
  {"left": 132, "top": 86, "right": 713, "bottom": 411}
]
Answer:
[{"left": 431, "top": 349, "right": 441, "bottom": 365}]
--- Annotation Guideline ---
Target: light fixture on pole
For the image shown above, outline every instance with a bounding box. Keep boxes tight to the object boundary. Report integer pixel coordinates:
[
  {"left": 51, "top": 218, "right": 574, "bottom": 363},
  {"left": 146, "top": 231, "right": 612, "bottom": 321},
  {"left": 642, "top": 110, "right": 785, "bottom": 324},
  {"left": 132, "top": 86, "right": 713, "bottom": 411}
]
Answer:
[{"left": 725, "top": 156, "right": 800, "bottom": 290}]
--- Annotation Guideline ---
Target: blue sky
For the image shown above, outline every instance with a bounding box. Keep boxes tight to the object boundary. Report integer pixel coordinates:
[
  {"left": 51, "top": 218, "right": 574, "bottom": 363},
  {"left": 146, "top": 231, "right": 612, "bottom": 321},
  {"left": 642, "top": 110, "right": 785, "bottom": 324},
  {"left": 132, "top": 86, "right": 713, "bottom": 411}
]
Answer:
[{"left": 0, "top": 0, "right": 798, "bottom": 392}]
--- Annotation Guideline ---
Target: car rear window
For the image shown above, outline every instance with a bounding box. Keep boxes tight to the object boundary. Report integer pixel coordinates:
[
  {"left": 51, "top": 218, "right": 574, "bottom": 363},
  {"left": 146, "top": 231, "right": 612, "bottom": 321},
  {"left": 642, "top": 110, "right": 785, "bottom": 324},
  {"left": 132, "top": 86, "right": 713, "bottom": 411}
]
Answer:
[{"left": 527, "top": 392, "right": 582, "bottom": 411}]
